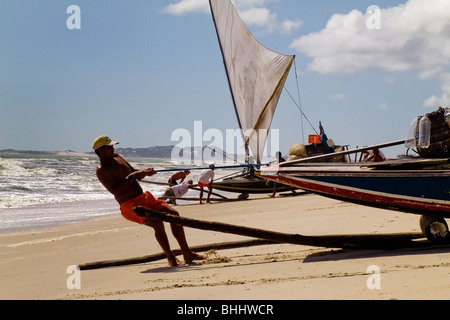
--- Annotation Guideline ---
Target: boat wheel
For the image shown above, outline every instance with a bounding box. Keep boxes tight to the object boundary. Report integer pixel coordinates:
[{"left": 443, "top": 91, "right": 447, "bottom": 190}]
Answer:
[{"left": 419, "top": 215, "right": 449, "bottom": 244}]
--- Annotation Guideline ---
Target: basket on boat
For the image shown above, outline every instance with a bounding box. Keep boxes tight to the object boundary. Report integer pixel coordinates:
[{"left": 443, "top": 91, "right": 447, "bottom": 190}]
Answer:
[{"left": 414, "top": 107, "right": 450, "bottom": 158}]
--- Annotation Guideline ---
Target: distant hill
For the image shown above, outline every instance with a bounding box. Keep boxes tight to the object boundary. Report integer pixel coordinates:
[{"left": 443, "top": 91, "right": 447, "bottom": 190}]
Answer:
[
  {"left": 89, "top": 145, "right": 238, "bottom": 161},
  {"left": 0, "top": 147, "right": 175, "bottom": 158},
  {"left": 0, "top": 149, "right": 55, "bottom": 155},
  {"left": 1, "top": 145, "right": 239, "bottom": 161},
  {"left": 116, "top": 145, "right": 236, "bottom": 161}
]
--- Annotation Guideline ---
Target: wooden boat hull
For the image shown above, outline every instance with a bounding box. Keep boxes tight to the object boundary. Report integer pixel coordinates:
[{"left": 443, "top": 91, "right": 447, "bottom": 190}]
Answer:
[
  {"left": 212, "top": 176, "right": 293, "bottom": 194},
  {"left": 259, "top": 160, "right": 450, "bottom": 217}
]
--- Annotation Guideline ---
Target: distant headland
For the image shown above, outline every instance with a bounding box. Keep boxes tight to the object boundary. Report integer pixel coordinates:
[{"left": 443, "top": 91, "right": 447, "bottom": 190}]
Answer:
[{"left": 0, "top": 145, "right": 236, "bottom": 160}]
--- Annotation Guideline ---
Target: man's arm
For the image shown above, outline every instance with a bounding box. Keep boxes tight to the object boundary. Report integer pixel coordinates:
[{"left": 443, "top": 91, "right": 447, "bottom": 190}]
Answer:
[{"left": 126, "top": 168, "right": 157, "bottom": 180}]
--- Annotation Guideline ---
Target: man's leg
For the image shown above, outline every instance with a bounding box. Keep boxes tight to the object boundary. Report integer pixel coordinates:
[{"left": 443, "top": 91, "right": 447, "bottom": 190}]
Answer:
[
  {"left": 144, "top": 217, "right": 179, "bottom": 267},
  {"left": 206, "top": 185, "right": 213, "bottom": 203},
  {"left": 269, "top": 183, "right": 278, "bottom": 198},
  {"left": 199, "top": 186, "right": 204, "bottom": 204},
  {"left": 161, "top": 206, "right": 205, "bottom": 264}
]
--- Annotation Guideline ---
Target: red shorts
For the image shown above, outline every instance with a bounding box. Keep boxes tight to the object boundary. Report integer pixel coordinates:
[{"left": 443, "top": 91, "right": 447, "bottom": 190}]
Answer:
[
  {"left": 120, "top": 191, "right": 168, "bottom": 225},
  {"left": 198, "top": 182, "right": 210, "bottom": 188}
]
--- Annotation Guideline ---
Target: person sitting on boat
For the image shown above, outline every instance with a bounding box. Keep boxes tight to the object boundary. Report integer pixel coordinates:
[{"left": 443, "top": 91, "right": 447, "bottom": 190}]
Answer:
[
  {"left": 198, "top": 164, "right": 215, "bottom": 204},
  {"left": 161, "top": 180, "right": 194, "bottom": 206},
  {"left": 168, "top": 170, "right": 190, "bottom": 186},
  {"left": 363, "top": 148, "right": 386, "bottom": 162},
  {"left": 93, "top": 135, "right": 205, "bottom": 267}
]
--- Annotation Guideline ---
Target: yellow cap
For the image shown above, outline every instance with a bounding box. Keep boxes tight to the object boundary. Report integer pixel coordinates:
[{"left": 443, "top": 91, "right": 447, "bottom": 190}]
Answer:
[{"left": 92, "top": 135, "right": 119, "bottom": 151}]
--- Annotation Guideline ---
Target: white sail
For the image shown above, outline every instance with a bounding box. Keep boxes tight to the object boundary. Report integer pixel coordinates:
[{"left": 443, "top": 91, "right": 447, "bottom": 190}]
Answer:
[{"left": 209, "top": 0, "right": 295, "bottom": 164}]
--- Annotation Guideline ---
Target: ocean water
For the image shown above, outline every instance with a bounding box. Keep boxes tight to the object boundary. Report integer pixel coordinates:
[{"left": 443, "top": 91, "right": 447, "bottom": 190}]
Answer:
[{"left": 0, "top": 152, "right": 219, "bottom": 234}]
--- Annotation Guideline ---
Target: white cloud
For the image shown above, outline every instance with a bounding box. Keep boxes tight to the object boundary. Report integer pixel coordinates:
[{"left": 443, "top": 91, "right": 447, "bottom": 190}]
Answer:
[
  {"left": 290, "top": 0, "right": 450, "bottom": 78},
  {"left": 164, "top": 0, "right": 209, "bottom": 15},
  {"left": 423, "top": 95, "right": 442, "bottom": 108},
  {"left": 423, "top": 73, "right": 450, "bottom": 108},
  {"left": 378, "top": 102, "right": 390, "bottom": 111},
  {"left": 330, "top": 93, "right": 346, "bottom": 100},
  {"left": 238, "top": 7, "right": 277, "bottom": 29},
  {"left": 164, "top": 0, "right": 302, "bottom": 34},
  {"left": 280, "top": 19, "right": 304, "bottom": 35}
]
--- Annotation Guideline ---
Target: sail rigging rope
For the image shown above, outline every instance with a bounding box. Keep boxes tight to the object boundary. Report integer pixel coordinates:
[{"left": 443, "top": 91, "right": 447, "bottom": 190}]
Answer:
[
  {"left": 283, "top": 86, "right": 318, "bottom": 136},
  {"left": 294, "top": 59, "right": 305, "bottom": 143},
  {"left": 204, "top": 145, "right": 239, "bottom": 164},
  {"left": 283, "top": 58, "right": 319, "bottom": 137}
]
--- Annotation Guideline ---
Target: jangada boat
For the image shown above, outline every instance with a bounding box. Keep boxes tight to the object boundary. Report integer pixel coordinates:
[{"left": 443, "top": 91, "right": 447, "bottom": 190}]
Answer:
[
  {"left": 207, "top": 0, "right": 338, "bottom": 194},
  {"left": 205, "top": 0, "right": 450, "bottom": 244},
  {"left": 207, "top": 0, "right": 294, "bottom": 194},
  {"left": 259, "top": 108, "right": 450, "bottom": 243}
]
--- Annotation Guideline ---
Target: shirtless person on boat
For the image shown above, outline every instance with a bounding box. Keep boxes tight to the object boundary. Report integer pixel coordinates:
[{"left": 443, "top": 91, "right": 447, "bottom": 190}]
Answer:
[
  {"left": 363, "top": 148, "right": 386, "bottom": 162},
  {"left": 93, "top": 135, "right": 205, "bottom": 267},
  {"left": 168, "top": 170, "right": 190, "bottom": 186}
]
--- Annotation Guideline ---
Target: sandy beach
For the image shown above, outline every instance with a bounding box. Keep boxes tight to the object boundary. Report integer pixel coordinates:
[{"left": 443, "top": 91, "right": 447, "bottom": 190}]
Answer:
[{"left": 1, "top": 193, "right": 449, "bottom": 300}]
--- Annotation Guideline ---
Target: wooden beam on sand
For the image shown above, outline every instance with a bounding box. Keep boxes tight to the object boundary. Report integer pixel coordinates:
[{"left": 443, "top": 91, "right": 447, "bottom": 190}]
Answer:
[
  {"left": 135, "top": 207, "right": 427, "bottom": 250},
  {"left": 190, "top": 187, "right": 229, "bottom": 199},
  {"left": 161, "top": 196, "right": 238, "bottom": 202},
  {"left": 78, "top": 239, "right": 276, "bottom": 270}
]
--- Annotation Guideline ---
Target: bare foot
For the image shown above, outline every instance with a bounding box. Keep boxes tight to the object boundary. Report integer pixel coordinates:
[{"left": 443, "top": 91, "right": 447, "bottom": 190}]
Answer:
[
  {"left": 184, "top": 252, "right": 206, "bottom": 264},
  {"left": 168, "top": 257, "right": 182, "bottom": 267}
]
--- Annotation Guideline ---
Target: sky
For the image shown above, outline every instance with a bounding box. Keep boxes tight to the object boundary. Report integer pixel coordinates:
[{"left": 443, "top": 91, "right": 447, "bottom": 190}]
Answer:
[{"left": 1, "top": 0, "right": 450, "bottom": 159}]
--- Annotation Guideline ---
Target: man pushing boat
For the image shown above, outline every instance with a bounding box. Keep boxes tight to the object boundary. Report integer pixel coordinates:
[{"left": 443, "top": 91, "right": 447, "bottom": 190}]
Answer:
[{"left": 93, "top": 135, "right": 205, "bottom": 267}]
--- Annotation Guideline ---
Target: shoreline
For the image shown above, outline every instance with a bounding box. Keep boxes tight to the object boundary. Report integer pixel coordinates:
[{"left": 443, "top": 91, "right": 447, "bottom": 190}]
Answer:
[
  {"left": 1, "top": 193, "right": 449, "bottom": 300},
  {"left": 0, "top": 198, "right": 120, "bottom": 235},
  {"left": 0, "top": 211, "right": 120, "bottom": 237}
]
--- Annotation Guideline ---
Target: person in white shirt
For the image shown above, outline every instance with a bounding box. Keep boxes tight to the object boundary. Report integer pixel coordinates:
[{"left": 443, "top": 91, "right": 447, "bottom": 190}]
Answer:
[
  {"left": 161, "top": 180, "right": 193, "bottom": 206},
  {"left": 198, "top": 164, "right": 215, "bottom": 204}
]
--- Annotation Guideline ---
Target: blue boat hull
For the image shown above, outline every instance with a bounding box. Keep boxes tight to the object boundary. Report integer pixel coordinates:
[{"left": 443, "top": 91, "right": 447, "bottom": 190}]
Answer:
[{"left": 259, "top": 161, "right": 450, "bottom": 217}]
